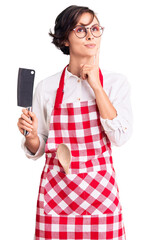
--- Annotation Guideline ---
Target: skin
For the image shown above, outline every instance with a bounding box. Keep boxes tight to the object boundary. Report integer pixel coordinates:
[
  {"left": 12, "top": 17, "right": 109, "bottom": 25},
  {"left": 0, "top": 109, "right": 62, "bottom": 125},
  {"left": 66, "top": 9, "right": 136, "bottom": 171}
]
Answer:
[
  {"left": 17, "top": 109, "right": 39, "bottom": 154},
  {"left": 66, "top": 13, "right": 117, "bottom": 119},
  {"left": 17, "top": 12, "right": 117, "bottom": 154}
]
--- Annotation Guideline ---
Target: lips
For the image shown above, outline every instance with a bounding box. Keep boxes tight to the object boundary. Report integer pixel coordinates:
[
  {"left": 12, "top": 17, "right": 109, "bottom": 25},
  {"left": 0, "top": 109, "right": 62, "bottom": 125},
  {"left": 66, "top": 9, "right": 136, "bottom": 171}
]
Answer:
[{"left": 84, "top": 44, "right": 96, "bottom": 48}]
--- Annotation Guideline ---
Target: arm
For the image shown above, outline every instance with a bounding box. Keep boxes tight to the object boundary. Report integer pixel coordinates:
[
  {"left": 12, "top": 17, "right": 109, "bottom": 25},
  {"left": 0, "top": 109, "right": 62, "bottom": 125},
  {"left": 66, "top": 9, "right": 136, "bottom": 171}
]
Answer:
[
  {"left": 80, "top": 64, "right": 133, "bottom": 146},
  {"left": 80, "top": 64, "right": 117, "bottom": 120},
  {"left": 20, "top": 109, "right": 40, "bottom": 154},
  {"left": 93, "top": 84, "right": 117, "bottom": 120},
  {"left": 99, "top": 76, "right": 133, "bottom": 146},
  {"left": 80, "top": 51, "right": 117, "bottom": 120}
]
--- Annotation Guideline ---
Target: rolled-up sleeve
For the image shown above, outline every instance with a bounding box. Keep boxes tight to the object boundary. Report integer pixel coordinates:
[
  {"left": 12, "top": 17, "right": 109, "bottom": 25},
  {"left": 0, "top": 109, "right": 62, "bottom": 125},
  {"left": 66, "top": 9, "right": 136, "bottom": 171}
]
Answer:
[
  {"left": 100, "top": 75, "right": 133, "bottom": 146},
  {"left": 21, "top": 80, "right": 48, "bottom": 160},
  {"left": 21, "top": 134, "right": 46, "bottom": 159}
]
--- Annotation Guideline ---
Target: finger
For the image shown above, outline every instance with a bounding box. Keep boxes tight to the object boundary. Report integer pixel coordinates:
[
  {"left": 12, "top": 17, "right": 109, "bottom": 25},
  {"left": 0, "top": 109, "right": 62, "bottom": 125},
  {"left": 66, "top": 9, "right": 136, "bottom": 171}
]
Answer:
[
  {"left": 18, "top": 125, "right": 24, "bottom": 135},
  {"left": 94, "top": 47, "right": 100, "bottom": 66},
  {"left": 80, "top": 64, "right": 92, "bottom": 68},
  {"left": 18, "top": 124, "right": 32, "bottom": 136},
  {"left": 80, "top": 63, "right": 84, "bottom": 71},
  {"left": 80, "top": 70, "right": 86, "bottom": 80},
  {"left": 17, "top": 123, "right": 33, "bottom": 136},
  {"left": 80, "top": 65, "right": 92, "bottom": 79},
  {"left": 28, "top": 111, "right": 38, "bottom": 124},
  {"left": 80, "top": 64, "right": 84, "bottom": 78},
  {"left": 80, "top": 69, "right": 88, "bottom": 80},
  {"left": 80, "top": 65, "right": 85, "bottom": 79},
  {"left": 18, "top": 123, "right": 33, "bottom": 133},
  {"left": 19, "top": 118, "right": 33, "bottom": 128},
  {"left": 93, "top": 55, "right": 95, "bottom": 65},
  {"left": 28, "top": 111, "right": 35, "bottom": 119},
  {"left": 21, "top": 113, "right": 32, "bottom": 124},
  {"left": 19, "top": 129, "right": 24, "bottom": 135},
  {"left": 18, "top": 127, "right": 25, "bottom": 135},
  {"left": 22, "top": 108, "right": 30, "bottom": 117},
  {"left": 17, "top": 119, "right": 33, "bottom": 135}
]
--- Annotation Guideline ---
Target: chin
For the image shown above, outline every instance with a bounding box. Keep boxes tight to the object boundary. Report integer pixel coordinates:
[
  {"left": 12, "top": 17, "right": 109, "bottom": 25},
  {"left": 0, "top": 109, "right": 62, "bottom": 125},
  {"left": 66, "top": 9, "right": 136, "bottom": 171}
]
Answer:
[
  {"left": 85, "top": 49, "right": 97, "bottom": 55},
  {"left": 84, "top": 52, "right": 96, "bottom": 58}
]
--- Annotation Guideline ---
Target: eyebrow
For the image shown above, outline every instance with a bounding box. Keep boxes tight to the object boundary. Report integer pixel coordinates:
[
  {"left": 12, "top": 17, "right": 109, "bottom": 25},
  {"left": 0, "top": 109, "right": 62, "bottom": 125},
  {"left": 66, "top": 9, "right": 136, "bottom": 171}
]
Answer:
[
  {"left": 78, "top": 22, "right": 91, "bottom": 26},
  {"left": 76, "top": 23, "right": 98, "bottom": 28},
  {"left": 77, "top": 19, "right": 99, "bottom": 27}
]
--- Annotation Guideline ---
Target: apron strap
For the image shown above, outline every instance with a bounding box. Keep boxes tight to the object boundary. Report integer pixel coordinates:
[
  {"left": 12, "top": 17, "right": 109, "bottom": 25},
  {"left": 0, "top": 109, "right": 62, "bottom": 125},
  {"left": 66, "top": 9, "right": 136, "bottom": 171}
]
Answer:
[
  {"left": 54, "top": 65, "right": 103, "bottom": 109},
  {"left": 99, "top": 68, "right": 103, "bottom": 87},
  {"left": 54, "top": 66, "right": 67, "bottom": 109}
]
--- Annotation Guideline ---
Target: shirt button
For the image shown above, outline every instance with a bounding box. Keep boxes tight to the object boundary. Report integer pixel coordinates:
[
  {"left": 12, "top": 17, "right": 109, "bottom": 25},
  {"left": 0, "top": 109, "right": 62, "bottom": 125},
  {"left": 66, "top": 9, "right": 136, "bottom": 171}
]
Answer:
[
  {"left": 77, "top": 79, "right": 81, "bottom": 82},
  {"left": 123, "top": 127, "right": 127, "bottom": 132}
]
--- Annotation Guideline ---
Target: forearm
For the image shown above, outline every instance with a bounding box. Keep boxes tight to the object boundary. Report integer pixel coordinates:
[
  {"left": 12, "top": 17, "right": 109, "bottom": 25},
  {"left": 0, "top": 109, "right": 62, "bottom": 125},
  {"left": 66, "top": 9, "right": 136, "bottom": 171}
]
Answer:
[
  {"left": 25, "top": 135, "right": 40, "bottom": 155},
  {"left": 94, "top": 85, "right": 117, "bottom": 120}
]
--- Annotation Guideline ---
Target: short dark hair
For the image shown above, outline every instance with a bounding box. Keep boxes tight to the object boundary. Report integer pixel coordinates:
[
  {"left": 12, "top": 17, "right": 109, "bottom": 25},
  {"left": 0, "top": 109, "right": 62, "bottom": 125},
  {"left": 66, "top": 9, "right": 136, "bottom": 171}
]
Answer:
[{"left": 49, "top": 5, "right": 98, "bottom": 55}]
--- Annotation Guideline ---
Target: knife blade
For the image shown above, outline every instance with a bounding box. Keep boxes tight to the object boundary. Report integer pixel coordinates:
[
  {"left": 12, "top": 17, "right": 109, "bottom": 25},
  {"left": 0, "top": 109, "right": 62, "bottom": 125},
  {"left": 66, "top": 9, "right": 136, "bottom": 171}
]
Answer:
[{"left": 17, "top": 68, "right": 35, "bottom": 136}]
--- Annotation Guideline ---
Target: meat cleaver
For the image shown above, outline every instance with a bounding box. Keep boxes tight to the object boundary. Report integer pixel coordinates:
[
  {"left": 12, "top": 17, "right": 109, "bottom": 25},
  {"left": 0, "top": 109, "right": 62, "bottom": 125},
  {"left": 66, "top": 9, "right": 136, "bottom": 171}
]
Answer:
[{"left": 17, "top": 68, "right": 35, "bottom": 136}]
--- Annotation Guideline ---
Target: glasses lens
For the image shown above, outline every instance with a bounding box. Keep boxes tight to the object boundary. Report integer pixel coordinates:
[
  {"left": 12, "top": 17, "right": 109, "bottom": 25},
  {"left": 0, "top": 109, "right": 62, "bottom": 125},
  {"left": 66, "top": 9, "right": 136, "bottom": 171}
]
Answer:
[
  {"left": 91, "top": 25, "right": 103, "bottom": 37},
  {"left": 75, "top": 26, "right": 86, "bottom": 38}
]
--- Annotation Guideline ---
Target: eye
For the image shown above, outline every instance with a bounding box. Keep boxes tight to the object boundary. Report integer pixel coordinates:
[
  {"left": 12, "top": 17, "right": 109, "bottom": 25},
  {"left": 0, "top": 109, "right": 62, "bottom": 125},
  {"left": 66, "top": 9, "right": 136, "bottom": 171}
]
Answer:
[
  {"left": 92, "top": 25, "right": 100, "bottom": 32},
  {"left": 76, "top": 26, "right": 85, "bottom": 33}
]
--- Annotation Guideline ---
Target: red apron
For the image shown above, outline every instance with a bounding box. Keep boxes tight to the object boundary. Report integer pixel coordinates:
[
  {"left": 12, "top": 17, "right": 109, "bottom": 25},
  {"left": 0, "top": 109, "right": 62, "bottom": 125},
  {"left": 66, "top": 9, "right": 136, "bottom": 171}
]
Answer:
[{"left": 35, "top": 66, "right": 126, "bottom": 239}]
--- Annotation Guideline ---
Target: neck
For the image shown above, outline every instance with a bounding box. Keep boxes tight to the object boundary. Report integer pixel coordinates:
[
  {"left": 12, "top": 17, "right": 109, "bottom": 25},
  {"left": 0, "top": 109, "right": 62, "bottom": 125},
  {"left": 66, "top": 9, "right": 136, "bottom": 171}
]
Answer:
[{"left": 67, "top": 56, "right": 94, "bottom": 77}]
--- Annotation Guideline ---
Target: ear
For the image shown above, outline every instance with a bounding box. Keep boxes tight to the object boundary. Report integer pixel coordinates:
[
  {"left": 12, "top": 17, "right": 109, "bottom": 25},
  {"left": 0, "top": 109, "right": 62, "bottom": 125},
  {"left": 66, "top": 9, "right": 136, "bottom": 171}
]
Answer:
[{"left": 64, "top": 40, "right": 69, "bottom": 47}]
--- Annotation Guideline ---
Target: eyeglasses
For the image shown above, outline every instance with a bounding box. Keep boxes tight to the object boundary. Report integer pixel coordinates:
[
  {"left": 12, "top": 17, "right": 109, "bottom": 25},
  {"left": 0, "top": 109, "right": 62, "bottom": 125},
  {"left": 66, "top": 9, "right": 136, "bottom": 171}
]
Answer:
[{"left": 72, "top": 24, "right": 104, "bottom": 39}]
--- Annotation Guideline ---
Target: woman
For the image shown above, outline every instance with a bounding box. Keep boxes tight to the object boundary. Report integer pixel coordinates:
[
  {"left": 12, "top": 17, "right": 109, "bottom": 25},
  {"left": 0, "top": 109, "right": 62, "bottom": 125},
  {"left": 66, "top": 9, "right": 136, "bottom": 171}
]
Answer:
[{"left": 18, "top": 5, "right": 132, "bottom": 240}]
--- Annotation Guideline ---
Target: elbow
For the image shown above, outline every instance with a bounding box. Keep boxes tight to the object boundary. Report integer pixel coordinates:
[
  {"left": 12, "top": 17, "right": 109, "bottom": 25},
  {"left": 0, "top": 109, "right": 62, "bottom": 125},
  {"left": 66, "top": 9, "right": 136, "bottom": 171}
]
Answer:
[
  {"left": 112, "top": 139, "right": 128, "bottom": 147},
  {"left": 110, "top": 127, "right": 133, "bottom": 147}
]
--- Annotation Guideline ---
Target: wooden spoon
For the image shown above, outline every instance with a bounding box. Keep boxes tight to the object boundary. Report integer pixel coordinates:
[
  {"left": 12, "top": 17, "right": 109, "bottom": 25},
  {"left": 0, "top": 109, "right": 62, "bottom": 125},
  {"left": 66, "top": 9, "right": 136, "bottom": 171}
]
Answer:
[{"left": 56, "top": 143, "right": 71, "bottom": 174}]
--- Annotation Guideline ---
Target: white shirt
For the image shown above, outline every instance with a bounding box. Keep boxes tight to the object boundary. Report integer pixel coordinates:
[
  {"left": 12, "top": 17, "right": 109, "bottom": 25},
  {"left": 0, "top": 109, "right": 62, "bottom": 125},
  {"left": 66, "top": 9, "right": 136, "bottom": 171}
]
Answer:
[{"left": 22, "top": 67, "right": 133, "bottom": 160}]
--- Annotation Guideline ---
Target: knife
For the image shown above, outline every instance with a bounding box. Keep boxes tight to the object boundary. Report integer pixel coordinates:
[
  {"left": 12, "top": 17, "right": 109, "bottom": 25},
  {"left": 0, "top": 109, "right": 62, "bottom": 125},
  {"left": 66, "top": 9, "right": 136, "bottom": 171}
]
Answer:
[{"left": 17, "top": 68, "right": 35, "bottom": 136}]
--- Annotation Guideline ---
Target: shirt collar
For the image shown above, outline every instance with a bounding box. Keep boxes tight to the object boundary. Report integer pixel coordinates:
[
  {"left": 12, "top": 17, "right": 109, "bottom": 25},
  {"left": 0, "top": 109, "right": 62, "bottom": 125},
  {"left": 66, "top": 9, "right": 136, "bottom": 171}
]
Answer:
[{"left": 65, "top": 66, "right": 79, "bottom": 81}]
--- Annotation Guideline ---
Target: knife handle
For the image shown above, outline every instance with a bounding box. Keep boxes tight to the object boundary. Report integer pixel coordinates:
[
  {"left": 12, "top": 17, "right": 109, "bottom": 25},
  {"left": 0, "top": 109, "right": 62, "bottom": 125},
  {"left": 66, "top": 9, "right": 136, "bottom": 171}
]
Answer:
[{"left": 24, "top": 107, "right": 32, "bottom": 136}]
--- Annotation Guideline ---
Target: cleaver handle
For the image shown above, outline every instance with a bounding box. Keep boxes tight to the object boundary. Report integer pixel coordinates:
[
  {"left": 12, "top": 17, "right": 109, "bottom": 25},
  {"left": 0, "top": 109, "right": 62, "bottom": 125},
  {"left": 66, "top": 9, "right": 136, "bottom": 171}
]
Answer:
[{"left": 24, "top": 107, "right": 32, "bottom": 136}]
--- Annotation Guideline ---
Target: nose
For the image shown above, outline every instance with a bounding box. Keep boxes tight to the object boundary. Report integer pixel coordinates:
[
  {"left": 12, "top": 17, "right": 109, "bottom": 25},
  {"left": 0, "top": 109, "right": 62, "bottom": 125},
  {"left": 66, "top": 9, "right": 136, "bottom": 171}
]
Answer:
[{"left": 86, "top": 28, "right": 94, "bottom": 40}]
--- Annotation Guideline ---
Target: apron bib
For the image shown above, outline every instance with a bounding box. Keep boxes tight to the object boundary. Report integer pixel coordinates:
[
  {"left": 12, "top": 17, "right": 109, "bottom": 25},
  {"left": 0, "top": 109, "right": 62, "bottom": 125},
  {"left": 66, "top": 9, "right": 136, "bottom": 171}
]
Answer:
[{"left": 35, "top": 66, "right": 126, "bottom": 239}]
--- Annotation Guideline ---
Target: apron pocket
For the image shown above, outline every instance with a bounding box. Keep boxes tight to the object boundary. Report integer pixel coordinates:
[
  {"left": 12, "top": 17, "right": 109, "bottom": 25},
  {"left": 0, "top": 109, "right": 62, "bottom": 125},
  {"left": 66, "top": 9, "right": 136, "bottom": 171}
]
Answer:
[{"left": 44, "top": 169, "right": 121, "bottom": 216}]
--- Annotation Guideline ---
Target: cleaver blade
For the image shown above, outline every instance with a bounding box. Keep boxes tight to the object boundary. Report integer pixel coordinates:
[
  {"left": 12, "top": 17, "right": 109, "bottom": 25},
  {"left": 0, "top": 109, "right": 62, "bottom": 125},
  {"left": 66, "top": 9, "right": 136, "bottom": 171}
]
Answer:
[{"left": 17, "top": 67, "right": 35, "bottom": 136}]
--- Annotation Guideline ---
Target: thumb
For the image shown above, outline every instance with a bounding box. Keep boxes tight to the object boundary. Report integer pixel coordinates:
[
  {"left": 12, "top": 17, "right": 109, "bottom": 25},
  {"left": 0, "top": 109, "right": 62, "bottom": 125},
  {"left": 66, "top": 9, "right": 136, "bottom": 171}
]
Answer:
[
  {"left": 28, "top": 111, "right": 38, "bottom": 127},
  {"left": 28, "top": 111, "right": 35, "bottom": 120},
  {"left": 94, "top": 48, "right": 100, "bottom": 66}
]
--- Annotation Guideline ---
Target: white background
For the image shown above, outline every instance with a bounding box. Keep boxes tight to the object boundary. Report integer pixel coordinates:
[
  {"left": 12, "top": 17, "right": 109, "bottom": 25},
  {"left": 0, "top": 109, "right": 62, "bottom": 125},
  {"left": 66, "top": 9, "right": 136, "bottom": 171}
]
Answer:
[{"left": 0, "top": 0, "right": 150, "bottom": 239}]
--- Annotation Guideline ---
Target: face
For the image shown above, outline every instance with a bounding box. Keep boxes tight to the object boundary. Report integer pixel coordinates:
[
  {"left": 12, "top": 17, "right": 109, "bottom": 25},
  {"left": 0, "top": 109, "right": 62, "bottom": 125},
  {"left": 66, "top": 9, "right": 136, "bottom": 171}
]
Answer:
[{"left": 65, "top": 12, "right": 101, "bottom": 60}]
